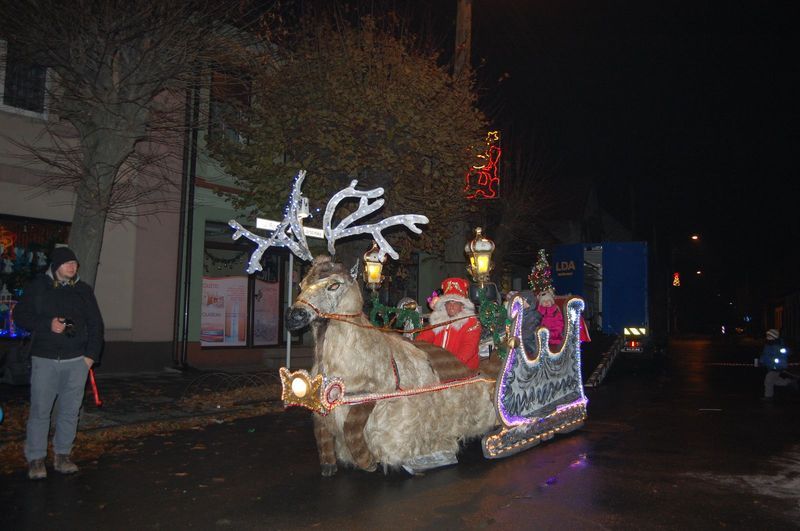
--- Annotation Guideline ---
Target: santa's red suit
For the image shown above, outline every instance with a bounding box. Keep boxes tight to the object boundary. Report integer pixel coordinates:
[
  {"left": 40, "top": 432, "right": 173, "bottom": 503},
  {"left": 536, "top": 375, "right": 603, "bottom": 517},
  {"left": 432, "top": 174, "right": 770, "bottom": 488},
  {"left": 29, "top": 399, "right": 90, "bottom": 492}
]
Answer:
[{"left": 416, "top": 277, "right": 482, "bottom": 370}]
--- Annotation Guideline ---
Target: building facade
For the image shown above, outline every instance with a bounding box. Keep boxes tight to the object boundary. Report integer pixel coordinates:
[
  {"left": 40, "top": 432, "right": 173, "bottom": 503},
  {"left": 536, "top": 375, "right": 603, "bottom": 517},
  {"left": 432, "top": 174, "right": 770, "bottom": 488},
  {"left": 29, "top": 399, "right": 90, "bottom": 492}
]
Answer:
[{"left": 0, "top": 40, "right": 309, "bottom": 373}]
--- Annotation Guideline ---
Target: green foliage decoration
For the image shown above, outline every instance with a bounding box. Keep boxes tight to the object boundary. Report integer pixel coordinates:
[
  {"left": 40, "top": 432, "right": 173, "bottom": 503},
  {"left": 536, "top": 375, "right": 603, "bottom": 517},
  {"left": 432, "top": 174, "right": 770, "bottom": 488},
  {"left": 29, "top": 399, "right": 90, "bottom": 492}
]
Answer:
[
  {"left": 369, "top": 294, "right": 421, "bottom": 333},
  {"left": 476, "top": 286, "right": 509, "bottom": 359},
  {"left": 209, "top": 14, "right": 488, "bottom": 258}
]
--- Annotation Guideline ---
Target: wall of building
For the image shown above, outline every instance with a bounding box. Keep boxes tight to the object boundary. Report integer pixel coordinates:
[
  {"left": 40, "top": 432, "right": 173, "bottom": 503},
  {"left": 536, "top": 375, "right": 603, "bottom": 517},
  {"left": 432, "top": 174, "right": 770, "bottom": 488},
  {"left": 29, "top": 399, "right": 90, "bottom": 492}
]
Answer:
[{"left": 0, "top": 90, "right": 184, "bottom": 372}]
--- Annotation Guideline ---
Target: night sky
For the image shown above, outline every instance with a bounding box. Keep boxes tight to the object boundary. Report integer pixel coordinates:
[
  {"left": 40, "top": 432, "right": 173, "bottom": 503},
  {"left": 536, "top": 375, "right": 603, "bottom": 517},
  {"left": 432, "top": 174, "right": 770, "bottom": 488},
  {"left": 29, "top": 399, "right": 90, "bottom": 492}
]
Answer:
[{"left": 459, "top": 1, "right": 799, "bottom": 300}]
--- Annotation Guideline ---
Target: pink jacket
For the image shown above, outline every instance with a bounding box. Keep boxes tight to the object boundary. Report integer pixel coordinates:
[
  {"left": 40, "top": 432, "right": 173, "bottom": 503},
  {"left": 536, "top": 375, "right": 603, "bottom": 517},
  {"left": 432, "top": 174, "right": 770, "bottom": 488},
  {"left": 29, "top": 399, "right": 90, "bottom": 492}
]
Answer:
[{"left": 537, "top": 304, "right": 564, "bottom": 346}]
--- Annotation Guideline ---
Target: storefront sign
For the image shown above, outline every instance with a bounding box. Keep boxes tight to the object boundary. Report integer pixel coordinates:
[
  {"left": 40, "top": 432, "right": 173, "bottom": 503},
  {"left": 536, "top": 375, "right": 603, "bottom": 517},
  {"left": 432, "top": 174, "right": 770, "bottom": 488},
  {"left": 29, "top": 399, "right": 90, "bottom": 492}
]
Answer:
[{"left": 201, "top": 276, "right": 248, "bottom": 347}]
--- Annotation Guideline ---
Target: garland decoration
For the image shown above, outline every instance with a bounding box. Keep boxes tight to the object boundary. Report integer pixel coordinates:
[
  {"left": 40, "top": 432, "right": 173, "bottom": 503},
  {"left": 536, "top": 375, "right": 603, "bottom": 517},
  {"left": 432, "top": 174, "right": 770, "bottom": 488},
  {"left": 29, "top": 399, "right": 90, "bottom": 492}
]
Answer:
[
  {"left": 369, "top": 294, "right": 421, "bottom": 333},
  {"left": 204, "top": 250, "right": 247, "bottom": 273},
  {"left": 476, "top": 286, "right": 509, "bottom": 359}
]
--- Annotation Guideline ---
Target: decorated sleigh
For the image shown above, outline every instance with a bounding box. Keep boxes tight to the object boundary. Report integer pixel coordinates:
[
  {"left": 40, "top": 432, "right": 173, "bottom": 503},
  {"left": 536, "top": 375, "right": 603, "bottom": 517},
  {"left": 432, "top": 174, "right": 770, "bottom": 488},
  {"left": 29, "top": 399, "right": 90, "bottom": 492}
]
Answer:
[{"left": 231, "top": 172, "right": 587, "bottom": 475}]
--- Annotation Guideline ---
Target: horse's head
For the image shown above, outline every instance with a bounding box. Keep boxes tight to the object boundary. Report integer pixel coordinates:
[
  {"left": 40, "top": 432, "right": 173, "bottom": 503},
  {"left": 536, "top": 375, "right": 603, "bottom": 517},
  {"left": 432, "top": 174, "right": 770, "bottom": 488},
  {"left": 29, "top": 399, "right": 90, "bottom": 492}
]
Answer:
[{"left": 285, "top": 255, "right": 363, "bottom": 331}]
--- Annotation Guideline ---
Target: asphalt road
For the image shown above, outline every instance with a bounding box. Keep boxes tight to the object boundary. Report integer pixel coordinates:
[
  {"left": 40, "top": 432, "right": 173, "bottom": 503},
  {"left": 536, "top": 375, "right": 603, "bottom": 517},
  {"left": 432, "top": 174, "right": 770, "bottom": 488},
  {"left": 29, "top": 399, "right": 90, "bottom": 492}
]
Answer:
[{"left": 2, "top": 336, "right": 799, "bottom": 530}]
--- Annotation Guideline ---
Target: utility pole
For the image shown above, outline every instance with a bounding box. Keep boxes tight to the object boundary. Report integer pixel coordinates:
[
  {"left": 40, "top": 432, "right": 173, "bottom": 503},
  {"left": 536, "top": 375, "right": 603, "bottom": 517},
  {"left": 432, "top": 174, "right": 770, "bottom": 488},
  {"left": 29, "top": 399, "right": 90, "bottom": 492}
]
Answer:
[
  {"left": 444, "top": 0, "right": 474, "bottom": 279},
  {"left": 454, "top": 0, "right": 472, "bottom": 77}
]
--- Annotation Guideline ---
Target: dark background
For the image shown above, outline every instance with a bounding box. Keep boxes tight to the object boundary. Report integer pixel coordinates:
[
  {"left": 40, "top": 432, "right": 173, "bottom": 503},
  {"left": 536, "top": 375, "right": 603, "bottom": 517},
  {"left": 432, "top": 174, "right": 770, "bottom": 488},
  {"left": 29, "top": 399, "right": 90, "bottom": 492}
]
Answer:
[
  {"left": 462, "top": 0, "right": 798, "bottom": 328},
  {"left": 294, "top": 0, "right": 797, "bottom": 330}
]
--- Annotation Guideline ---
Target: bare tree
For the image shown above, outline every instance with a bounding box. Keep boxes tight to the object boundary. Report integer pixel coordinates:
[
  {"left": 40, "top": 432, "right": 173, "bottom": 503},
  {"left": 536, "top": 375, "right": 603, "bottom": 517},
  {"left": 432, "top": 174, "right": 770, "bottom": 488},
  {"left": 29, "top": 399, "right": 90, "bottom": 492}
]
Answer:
[{"left": 0, "top": 0, "right": 272, "bottom": 285}]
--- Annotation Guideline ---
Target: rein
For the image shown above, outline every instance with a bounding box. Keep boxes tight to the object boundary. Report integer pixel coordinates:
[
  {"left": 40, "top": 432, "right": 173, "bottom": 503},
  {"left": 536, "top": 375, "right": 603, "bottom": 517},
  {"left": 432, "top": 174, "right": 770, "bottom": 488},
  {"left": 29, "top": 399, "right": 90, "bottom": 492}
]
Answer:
[{"left": 296, "top": 298, "right": 472, "bottom": 335}]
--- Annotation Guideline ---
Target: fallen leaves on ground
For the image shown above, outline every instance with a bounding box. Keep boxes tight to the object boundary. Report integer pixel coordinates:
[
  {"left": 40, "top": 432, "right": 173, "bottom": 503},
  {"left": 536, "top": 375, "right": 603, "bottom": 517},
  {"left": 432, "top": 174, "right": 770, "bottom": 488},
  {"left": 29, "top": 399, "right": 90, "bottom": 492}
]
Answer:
[{"left": 0, "top": 383, "right": 284, "bottom": 475}]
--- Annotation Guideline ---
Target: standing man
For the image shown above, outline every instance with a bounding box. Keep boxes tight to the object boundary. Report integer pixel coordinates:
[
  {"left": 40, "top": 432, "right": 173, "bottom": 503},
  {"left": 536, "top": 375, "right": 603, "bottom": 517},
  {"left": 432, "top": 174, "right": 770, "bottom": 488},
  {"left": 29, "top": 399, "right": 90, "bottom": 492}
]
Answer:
[
  {"left": 14, "top": 246, "right": 104, "bottom": 479},
  {"left": 416, "top": 277, "right": 482, "bottom": 370}
]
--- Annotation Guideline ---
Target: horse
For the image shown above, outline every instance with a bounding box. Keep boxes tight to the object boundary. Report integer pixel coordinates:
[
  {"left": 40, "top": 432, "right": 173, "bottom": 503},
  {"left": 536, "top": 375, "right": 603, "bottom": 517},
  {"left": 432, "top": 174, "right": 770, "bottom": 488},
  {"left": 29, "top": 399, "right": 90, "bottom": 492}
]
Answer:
[{"left": 285, "top": 255, "right": 499, "bottom": 476}]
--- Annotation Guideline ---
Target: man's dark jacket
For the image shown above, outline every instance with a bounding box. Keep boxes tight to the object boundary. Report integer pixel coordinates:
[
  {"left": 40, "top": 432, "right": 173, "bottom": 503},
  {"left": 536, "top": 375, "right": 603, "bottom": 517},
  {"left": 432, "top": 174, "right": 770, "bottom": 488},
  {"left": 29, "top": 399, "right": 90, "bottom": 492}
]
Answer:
[{"left": 14, "top": 273, "right": 104, "bottom": 362}]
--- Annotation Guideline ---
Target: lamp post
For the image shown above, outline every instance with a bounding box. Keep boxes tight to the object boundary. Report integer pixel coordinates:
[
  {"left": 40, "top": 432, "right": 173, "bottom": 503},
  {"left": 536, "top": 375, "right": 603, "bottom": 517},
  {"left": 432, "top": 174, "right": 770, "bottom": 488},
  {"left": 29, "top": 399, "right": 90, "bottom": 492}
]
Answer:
[
  {"left": 464, "top": 227, "right": 495, "bottom": 288},
  {"left": 464, "top": 227, "right": 510, "bottom": 355},
  {"left": 363, "top": 241, "right": 386, "bottom": 294}
]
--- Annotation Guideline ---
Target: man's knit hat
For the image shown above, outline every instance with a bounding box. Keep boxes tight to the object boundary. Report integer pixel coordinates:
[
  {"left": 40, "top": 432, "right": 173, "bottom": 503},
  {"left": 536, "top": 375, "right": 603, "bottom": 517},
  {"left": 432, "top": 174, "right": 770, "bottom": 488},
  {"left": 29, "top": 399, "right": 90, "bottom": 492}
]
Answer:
[
  {"left": 766, "top": 329, "right": 779, "bottom": 340},
  {"left": 517, "top": 290, "right": 537, "bottom": 308},
  {"left": 50, "top": 246, "right": 79, "bottom": 274}
]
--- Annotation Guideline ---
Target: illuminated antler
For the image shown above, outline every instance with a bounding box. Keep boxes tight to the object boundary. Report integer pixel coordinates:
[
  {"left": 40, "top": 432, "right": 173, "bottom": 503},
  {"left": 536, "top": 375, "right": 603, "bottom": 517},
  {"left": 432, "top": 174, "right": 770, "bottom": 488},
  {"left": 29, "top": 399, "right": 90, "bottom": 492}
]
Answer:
[
  {"left": 230, "top": 170, "right": 313, "bottom": 274},
  {"left": 322, "top": 180, "right": 429, "bottom": 260}
]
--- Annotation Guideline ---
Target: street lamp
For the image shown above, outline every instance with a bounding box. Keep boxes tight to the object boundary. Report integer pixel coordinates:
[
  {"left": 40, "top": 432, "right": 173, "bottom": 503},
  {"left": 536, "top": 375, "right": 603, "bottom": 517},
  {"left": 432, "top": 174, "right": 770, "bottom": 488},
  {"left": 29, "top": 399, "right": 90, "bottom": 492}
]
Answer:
[
  {"left": 465, "top": 227, "right": 495, "bottom": 287},
  {"left": 363, "top": 241, "right": 386, "bottom": 292},
  {"left": 690, "top": 234, "right": 699, "bottom": 241}
]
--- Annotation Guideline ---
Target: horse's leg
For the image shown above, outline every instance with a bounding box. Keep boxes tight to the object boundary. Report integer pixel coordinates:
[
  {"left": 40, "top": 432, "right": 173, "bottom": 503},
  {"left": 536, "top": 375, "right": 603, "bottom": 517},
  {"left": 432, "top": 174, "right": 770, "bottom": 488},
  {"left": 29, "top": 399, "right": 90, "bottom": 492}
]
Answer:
[
  {"left": 343, "top": 402, "right": 377, "bottom": 472},
  {"left": 313, "top": 415, "right": 338, "bottom": 477}
]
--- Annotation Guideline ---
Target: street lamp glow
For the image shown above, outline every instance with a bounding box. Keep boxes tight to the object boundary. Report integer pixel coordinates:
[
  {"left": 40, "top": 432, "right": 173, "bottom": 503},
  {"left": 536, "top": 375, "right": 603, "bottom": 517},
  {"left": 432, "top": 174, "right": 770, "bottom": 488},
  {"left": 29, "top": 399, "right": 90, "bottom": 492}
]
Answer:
[
  {"left": 363, "top": 241, "right": 386, "bottom": 292},
  {"left": 465, "top": 227, "right": 495, "bottom": 287},
  {"left": 690, "top": 234, "right": 699, "bottom": 241},
  {"left": 696, "top": 270, "right": 702, "bottom": 275}
]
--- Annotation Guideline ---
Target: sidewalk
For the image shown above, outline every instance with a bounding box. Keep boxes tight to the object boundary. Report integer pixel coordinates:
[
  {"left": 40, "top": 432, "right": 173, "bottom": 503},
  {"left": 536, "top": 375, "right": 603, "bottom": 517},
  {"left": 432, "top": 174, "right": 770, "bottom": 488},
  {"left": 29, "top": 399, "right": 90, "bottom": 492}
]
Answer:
[
  {"left": 79, "top": 367, "right": 285, "bottom": 430},
  {"left": 0, "top": 364, "right": 290, "bottom": 474},
  {"left": 0, "top": 344, "right": 316, "bottom": 434},
  {"left": 0, "top": 365, "right": 290, "bottom": 443}
]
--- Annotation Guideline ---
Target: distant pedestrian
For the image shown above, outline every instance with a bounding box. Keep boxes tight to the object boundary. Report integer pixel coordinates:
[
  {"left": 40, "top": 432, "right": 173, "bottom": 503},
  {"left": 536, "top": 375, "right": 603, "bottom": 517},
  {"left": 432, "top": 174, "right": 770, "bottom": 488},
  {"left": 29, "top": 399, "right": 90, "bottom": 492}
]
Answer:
[
  {"left": 14, "top": 246, "right": 104, "bottom": 479},
  {"left": 758, "top": 329, "right": 796, "bottom": 400}
]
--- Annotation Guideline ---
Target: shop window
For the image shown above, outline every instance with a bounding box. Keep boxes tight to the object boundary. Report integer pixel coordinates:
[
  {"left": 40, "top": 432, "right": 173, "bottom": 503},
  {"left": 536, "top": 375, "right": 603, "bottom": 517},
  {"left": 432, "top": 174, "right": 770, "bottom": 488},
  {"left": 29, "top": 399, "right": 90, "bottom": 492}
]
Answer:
[
  {"left": 1, "top": 40, "right": 47, "bottom": 115},
  {"left": 201, "top": 221, "right": 284, "bottom": 348},
  {"left": 0, "top": 215, "right": 70, "bottom": 337},
  {"left": 0, "top": 214, "right": 70, "bottom": 294}
]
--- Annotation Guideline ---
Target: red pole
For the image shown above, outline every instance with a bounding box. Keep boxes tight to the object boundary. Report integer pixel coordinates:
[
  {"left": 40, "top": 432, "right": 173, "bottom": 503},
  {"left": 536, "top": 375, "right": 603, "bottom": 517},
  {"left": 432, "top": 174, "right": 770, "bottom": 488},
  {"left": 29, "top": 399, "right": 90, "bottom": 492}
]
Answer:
[{"left": 88, "top": 367, "right": 103, "bottom": 407}]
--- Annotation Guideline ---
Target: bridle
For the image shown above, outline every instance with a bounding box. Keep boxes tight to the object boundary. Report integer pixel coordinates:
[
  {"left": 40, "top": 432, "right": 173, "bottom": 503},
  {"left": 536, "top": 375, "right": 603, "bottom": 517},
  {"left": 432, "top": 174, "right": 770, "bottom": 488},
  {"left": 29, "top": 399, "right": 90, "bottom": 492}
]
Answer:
[{"left": 295, "top": 297, "right": 472, "bottom": 334}]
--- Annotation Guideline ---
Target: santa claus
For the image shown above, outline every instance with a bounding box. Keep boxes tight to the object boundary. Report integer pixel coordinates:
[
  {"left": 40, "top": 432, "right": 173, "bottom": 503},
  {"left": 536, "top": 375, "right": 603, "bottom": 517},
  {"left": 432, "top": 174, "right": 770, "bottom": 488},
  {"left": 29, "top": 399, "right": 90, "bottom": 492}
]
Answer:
[{"left": 415, "top": 277, "right": 482, "bottom": 370}]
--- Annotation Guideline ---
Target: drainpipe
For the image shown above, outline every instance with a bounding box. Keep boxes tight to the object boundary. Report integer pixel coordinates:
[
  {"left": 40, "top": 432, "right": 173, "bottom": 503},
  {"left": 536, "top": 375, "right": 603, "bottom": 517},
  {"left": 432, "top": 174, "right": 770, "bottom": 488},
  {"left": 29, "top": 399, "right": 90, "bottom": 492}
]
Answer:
[{"left": 172, "top": 69, "right": 201, "bottom": 369}]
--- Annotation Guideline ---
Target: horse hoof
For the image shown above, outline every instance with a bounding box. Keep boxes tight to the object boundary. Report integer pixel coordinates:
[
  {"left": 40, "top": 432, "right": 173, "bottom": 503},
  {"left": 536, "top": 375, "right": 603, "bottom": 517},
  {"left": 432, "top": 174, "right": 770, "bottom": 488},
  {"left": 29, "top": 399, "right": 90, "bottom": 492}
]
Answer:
[
  {"left": 321, "top": 464, "right": 338, "bottom": 477},
  {"left": 362, "top": 461, "right": 378, "bottom": 473}
]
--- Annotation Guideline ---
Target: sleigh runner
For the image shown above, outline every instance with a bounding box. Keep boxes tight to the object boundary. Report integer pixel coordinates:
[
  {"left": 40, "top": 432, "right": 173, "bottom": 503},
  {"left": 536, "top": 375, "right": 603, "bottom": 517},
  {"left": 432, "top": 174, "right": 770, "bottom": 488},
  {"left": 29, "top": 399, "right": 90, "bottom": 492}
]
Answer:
[{"left": 232, "top": 171, "right": 587, "bottom": 474}]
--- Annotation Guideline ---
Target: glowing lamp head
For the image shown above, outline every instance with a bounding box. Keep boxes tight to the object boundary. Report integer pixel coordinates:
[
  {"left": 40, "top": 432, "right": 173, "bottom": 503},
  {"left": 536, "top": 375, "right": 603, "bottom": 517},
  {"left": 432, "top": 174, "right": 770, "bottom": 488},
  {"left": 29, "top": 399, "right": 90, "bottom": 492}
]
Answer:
[
  {"left": 400, "top": 299, "right": 417, "bottom": 311},
  {"left": 291, "top": 376, "right": 309, "bottom": 398},
  {"left": 362, "top": 241, "right": 386, "bottom": 291},
  {"left": 774, "top": 358, "right": 780, "bottom": 365},
  {"left": 780, "top": 348, "right": 787, "bottom": 354},
  {"left": 465, "top": 227, "right": 495, "bottom": 285}
]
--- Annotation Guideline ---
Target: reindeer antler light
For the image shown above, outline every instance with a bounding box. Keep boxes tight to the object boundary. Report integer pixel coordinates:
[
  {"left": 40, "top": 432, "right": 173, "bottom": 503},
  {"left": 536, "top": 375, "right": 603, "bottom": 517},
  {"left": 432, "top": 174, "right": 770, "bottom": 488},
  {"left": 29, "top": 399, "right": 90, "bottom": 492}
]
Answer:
[
  {"left": 323, "top": 180, "right": 429, "bottom": 260},
  {"left": 232, "top": 173, "right": 429, "bottom": 273},
  {"left": 229, "top": 170, "right": 314, "bottom": 274}
]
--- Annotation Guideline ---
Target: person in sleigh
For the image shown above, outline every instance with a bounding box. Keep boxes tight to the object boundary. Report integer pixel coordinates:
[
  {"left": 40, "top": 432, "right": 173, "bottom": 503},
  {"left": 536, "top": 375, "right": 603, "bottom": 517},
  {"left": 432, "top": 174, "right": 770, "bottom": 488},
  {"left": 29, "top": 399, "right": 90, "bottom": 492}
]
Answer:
[{"left": 416, "top": 277, "right": 482, "bottom": 370}]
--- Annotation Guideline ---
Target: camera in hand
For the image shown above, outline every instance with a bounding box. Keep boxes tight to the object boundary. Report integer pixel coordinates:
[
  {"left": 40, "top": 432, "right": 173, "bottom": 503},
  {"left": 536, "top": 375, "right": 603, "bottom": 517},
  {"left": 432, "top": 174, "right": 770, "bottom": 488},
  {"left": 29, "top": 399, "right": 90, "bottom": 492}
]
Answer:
[{"left": 62, "top": 318, "right": 76, "bottom": 338}]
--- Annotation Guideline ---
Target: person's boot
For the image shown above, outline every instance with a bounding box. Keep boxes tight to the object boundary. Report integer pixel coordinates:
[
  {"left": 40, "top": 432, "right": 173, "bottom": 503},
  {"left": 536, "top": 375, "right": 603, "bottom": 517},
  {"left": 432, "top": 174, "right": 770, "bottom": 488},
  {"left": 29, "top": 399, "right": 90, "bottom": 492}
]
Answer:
[
  {"left": 53, "top": 454, "right": 79, "bottom": 474},
  {"left": 28, "top": 458, "right": 47, "bottom": 480}
]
